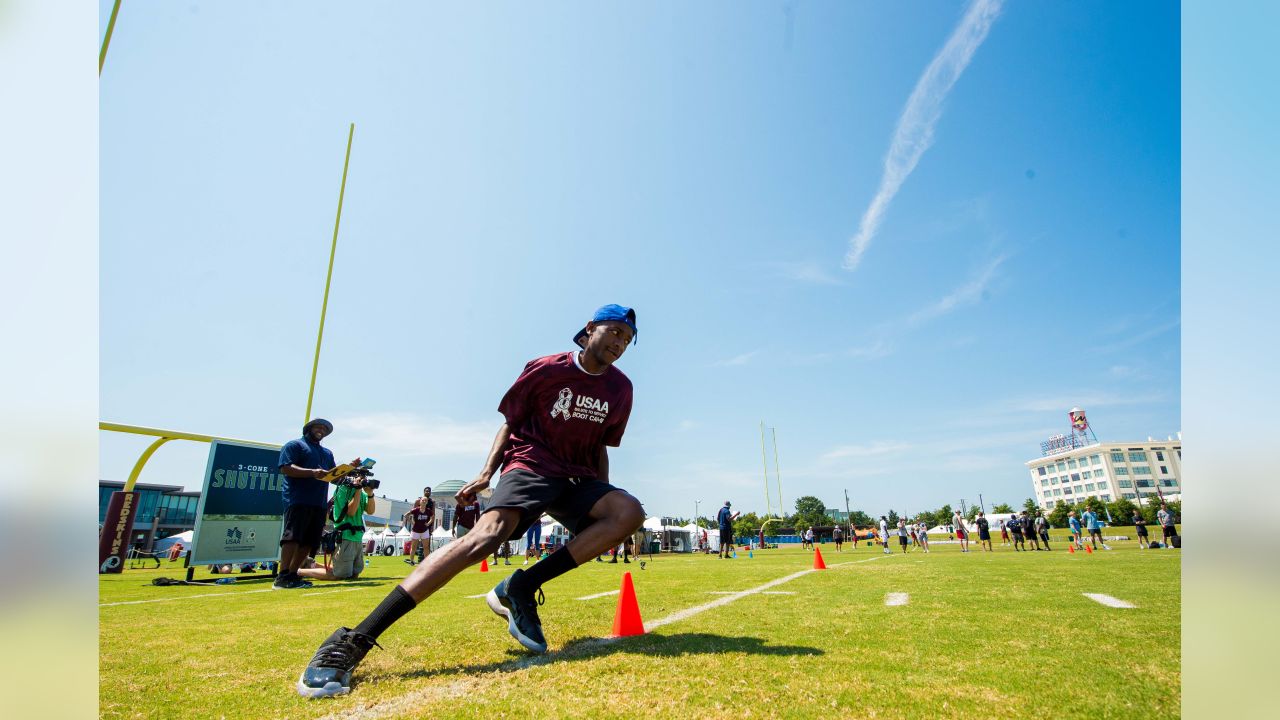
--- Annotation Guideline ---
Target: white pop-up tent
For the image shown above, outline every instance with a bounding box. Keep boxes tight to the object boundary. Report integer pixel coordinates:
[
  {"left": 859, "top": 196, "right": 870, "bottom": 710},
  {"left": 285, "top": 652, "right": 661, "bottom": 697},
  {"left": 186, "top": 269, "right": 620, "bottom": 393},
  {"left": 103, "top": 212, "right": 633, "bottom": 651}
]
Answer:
[
  {"left": 430, "top": 525, "right": 452, "bottom": 552},
  {"left": 153, "top": 530, "right": 193, "bottom": 554},
  {"left": 683, "top": 523, "right": 716, "bottom": 552}
]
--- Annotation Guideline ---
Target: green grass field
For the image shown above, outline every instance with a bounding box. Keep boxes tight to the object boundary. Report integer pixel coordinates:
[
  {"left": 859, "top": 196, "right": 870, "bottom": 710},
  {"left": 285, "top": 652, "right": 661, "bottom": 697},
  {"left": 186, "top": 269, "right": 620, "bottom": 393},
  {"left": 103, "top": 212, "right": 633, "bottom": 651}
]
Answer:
[{"left": 100, "top": 537, "right": 1180, "bottom": 719}]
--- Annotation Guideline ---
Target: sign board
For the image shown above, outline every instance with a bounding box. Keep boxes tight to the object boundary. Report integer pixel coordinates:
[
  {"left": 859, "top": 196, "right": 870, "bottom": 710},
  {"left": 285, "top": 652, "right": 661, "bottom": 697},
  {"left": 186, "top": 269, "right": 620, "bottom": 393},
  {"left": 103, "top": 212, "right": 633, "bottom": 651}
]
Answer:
[
  {"left": 98, "top": 490, "right": 138, "bottom": 573},
  {"left": 189, "top": 440, "right": 286, "bottom": 565}
]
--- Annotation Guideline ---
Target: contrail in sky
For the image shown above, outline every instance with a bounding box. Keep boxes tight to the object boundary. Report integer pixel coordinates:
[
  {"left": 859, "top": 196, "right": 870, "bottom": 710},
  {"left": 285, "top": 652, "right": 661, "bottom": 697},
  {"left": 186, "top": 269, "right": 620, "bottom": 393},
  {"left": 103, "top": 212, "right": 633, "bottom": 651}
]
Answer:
[{"left": 844, "top": 0, "right": 1004, "bottom": 271}]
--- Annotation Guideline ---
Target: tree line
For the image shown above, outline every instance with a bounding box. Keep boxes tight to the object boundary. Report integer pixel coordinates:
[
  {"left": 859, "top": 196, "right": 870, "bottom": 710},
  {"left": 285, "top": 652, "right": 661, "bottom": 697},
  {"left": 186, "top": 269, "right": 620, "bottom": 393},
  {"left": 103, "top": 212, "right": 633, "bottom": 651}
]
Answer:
[{"left": 681, "top": 494, "right": 1182, "bottom": 537}]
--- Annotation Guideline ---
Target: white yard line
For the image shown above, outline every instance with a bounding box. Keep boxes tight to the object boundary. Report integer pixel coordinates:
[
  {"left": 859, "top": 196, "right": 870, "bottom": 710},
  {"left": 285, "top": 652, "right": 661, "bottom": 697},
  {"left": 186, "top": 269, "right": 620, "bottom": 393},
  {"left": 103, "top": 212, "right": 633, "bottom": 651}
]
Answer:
[
  {"left": 645, "top": 554, "right": 889, "bottom": 632},
  {"left": 885, "top": 592, "right": 909, "bottom": 606},
  {"left": 320, "top": 553, "right": 893, "bottom": 720},
  {"left": 99, "top": 585, "right": 361, "bottom": 607},
  {"left": 706, "top": 591, "right": 797, "bottom": 596},
  {"left": 464, "top": 593, "right": 489, "bottom": 599},
  {"left": 575, "top": 590, "right": 620, "bottom": 601},
  {"left": 1082, "top": 593, "right": 1136, "bottom": 608}
]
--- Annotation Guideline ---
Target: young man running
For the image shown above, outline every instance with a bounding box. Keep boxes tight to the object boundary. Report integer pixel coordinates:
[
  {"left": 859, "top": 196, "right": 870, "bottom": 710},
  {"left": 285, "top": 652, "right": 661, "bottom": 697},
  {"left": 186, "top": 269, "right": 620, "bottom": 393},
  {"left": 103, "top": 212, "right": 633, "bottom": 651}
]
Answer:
[{"left": 296, "top": 305, "right": 644, "bottom": 698}]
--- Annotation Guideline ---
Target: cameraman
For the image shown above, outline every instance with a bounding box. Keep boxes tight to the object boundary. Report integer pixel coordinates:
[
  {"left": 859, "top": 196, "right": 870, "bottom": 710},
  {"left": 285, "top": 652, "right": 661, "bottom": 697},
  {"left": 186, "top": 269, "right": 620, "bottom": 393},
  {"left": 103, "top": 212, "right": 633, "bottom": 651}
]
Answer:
[{"left": 299, "top": 472, "right": 375, "bottom": 582}]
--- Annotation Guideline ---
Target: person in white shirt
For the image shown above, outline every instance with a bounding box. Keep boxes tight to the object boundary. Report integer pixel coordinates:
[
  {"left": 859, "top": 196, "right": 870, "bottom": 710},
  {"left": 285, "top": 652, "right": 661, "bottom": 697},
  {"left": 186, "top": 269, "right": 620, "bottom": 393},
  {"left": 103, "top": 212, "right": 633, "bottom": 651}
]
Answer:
[{"left": 953, "top": 511, "right": 970, "bottom": 553}]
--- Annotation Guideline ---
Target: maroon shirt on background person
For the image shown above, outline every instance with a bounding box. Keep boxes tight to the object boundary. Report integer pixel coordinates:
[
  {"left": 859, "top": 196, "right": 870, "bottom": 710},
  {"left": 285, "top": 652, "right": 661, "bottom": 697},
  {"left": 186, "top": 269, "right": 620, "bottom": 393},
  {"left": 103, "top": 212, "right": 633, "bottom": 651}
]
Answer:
[
  {"left": 453, "top": 501, "right": 481, "bottom": 530},
  {"left": 497, "top": 351, "right": 633, "bottom": 479}
]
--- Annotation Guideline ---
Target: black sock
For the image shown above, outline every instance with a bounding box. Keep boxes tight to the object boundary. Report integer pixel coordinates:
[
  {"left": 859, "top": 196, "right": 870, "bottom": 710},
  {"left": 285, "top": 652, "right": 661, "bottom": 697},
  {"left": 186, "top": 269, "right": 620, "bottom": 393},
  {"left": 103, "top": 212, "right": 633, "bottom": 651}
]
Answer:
[
  {"left": 354, "top": 586, "right": 417, "bottom": 640},
  {"left": 519, "top": 546, "right": 578, "bottom": 590}
]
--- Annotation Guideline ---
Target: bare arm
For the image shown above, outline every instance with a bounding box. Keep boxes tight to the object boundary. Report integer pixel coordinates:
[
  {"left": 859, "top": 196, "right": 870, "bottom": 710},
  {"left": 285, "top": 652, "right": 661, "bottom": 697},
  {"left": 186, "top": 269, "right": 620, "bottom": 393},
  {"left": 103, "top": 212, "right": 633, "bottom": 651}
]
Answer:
[
  {"left": 280, "top": 464, "right": 326, "bottom": 479},
  {"left": 597, "top": 445, "right": 610, "bottom": 484},
  {"left": 457, "top": 423, "right": 512, "bottom": 503}
]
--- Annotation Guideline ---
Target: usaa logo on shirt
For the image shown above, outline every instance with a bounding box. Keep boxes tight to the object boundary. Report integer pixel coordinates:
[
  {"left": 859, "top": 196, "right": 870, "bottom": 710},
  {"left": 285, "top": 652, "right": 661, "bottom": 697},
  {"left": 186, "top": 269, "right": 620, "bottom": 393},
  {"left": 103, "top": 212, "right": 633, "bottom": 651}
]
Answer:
[{"left": 549, "top": 388, "right": 610, "bottom": 424}]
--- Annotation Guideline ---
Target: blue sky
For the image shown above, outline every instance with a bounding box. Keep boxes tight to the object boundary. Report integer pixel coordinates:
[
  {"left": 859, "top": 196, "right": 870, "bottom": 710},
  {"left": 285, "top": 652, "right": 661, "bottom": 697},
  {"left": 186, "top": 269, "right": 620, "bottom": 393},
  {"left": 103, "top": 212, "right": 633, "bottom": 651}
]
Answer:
[{"left": 99, "top": 0, "right": 1179, "bottom": 521}]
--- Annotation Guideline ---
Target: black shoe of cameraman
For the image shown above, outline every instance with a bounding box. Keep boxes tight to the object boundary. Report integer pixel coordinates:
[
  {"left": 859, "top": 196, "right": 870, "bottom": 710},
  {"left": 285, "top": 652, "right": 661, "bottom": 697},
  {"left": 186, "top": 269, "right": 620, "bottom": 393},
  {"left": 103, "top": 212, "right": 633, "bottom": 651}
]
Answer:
[{"left": 297, "top": 627, "right": 380, "bottom": 698}]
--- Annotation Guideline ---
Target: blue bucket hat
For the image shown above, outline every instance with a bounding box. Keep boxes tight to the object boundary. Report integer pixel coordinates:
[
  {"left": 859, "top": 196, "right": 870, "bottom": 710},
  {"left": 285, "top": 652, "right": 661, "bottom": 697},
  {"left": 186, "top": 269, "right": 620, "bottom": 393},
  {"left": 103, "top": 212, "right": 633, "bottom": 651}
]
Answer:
[
  {"left": 573, "top": 304, "right": 638, "bottom": 348},
  {"left": 303, "top": 418, "right": 333, "bottom": 436}
]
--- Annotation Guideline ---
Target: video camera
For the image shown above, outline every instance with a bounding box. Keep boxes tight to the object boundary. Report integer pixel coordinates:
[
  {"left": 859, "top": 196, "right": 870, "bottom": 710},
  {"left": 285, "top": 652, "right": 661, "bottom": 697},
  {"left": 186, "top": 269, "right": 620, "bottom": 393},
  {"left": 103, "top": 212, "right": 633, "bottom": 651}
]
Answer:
[{"left": 336, "top": 458, "right": 380, "bottom": 490}]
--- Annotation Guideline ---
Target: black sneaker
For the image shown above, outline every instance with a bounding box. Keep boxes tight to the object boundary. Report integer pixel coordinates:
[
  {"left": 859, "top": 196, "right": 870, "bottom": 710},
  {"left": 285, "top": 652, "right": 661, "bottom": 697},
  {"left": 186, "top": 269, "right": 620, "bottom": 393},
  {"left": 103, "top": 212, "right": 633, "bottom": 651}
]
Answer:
[
  {"left": 485, "top": 569, "right": 548, "bottom": 653},
  {"left": 273, "top": 574, "right": 313, "bottom": 590},
  {"left": 296, "top": 627, "right": 380, "bottom": 698}
]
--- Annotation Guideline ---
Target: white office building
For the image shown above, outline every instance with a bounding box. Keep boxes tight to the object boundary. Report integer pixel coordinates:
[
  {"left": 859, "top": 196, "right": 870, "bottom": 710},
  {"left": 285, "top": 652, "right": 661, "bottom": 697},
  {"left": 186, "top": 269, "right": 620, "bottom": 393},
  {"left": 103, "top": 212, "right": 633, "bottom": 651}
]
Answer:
[{"left": 1025, "top": 434, "right": 1182, "bottom": 510}]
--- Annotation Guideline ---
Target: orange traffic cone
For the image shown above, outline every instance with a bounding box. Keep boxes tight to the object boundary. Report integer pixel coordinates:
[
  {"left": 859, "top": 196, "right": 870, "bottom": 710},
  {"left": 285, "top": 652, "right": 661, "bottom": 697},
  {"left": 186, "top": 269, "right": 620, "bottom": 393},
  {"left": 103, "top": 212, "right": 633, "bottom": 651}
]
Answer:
[
  {"left": 611, "top": 571, "right": 645, "bottom": 637},
  {"left": 1068, "top": 544, "right": 1076, "bottom": 554},
  {"left": 1084, "top": 544, "right": 1093, "bottom": 554},
  {"left": 480, "top": 558, "right": 489, "bottom": 572},
  {"left": 813, "top": 547, "right": 827, "bottom": 570}
]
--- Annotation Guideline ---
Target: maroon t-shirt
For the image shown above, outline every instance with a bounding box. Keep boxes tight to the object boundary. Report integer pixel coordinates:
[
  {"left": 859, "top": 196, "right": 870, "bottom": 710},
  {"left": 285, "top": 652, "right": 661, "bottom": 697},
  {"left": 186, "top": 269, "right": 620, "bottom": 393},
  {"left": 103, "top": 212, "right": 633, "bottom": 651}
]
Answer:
[
  {"left": 453, "top": 501, "right": 481, "bottom": 530},
  {"left": 497, "top": 351, "right": 633, "bottom": 479},
  {"left": 409, "top": 501, "right": 435, "bottom": 533}
]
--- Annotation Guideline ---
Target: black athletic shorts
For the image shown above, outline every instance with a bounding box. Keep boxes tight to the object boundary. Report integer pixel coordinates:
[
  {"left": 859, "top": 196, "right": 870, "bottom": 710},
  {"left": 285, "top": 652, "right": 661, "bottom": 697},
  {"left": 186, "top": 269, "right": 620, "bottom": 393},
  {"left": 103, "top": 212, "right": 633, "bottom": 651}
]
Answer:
[
  {"left": 978, "top": 530, "right": 991, "bottom": 541},
  {"left": 898, "top": 536, "right": 908, "bottom": 546},
  {"left": 280, "top": 504, "right": 327, "bottom": 550},
  {"left": 1137, "top": 527, "right": 1149, "bottom": 536},
  {"left": 720, "top": 528, "right": 733, "bottom": 547},
  {"left": 1162, "top": 525, "right": 1176, "bottom": 537},
  {"left": 485, "top": 469, "right": 634, "bottom": 541}
]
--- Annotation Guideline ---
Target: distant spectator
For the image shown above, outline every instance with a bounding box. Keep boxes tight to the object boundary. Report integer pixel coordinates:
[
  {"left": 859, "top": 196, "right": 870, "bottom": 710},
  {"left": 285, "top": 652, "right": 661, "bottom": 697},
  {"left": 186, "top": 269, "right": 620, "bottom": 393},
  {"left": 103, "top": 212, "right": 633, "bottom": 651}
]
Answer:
[
  {"left": 1157, "top": 503, "right": 1178, "bottom": 549},
  {"left": 953, "top": 511, "right": 970, "bottom": 554},
  {"left": 975, "top": 512, "right": 991, "bottom": 552},
  {"left": 1133, "top": 511, "right": 1150, "bottom": 549},
  {"left": 718, "top": 501, "right": 740, "bottom": 559},
  {"left": 1035, "top": 511, "right": 1051, "bottom": 551},
  {"left": 1009, "top": 513, "right": 1026, "bottom": 551}
]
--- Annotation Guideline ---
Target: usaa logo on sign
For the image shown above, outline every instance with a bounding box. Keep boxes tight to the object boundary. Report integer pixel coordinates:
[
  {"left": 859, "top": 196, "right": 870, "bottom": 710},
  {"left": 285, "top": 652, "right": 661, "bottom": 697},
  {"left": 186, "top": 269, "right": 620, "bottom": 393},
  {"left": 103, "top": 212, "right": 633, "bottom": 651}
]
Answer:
[{"left": 225, "top": 527, "right": 244, "bottom": 545}]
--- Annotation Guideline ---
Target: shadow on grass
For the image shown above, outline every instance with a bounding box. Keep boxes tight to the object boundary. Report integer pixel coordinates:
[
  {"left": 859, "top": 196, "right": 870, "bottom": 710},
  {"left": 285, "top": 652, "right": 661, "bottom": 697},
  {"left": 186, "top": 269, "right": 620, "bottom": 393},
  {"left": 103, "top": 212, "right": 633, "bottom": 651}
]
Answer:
[
  {"left": 141, "top": 577, "right": 397, "bottom": 588},
  {"left": 386, "top": 632, "right": 821, "bottom": 683}
]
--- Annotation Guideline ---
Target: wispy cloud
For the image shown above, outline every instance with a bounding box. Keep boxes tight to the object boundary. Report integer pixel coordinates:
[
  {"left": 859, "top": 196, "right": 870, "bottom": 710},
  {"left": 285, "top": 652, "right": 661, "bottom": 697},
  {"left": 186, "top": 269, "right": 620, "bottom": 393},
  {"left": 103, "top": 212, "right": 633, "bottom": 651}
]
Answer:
[
  {"left": 1088, "top": 318, "right": 1181, "bottom": 356},
  {"left": 714, "top": 350, "right": 761, "bottom": 367},
  {"left": 821, "top": 440, "right": 912, "bottom": 460},
  {"left": 774, "top": 260, "right": 845, "bottom": 286},
  {"left": 843, "top": 0, "right": 1004, "bottom": 270},
  {"left": 906, "top": 254, "right": 1005, "bottom": 326},
  {"left": 844, "top": 340, "right": 893, "bottom": 359},
  {"left": 1002, "top": 392, "right": 1168, "bottom": 414},
  {"left": 336, "top": 412, "right": 496, "bottom": 458}
]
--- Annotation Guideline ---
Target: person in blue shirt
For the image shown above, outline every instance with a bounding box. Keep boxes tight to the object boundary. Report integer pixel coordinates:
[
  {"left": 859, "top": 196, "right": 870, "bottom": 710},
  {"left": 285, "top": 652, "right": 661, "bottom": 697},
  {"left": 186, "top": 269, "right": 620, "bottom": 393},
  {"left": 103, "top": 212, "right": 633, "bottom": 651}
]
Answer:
[
  {"left": 1068, "top": 511, "right": 1083, "bottom": 550},
  {"left": 1080, "top": 508, "right": 1106, "bottom": 550},
  {"left": 276, "top": 419, "right": 359, "bottom": 590},
  {"left": 717, "top": 501, "right": 740, "bottom": 559}
]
